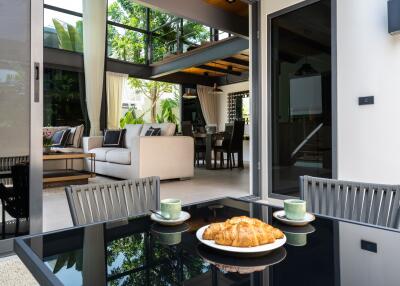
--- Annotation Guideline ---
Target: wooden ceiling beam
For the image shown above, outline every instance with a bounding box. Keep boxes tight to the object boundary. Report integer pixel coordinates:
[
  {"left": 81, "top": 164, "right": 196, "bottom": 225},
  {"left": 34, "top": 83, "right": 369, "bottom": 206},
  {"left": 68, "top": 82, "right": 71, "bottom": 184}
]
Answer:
[{"left": 197, "top": 64, "right": 242, "bottom": 76}]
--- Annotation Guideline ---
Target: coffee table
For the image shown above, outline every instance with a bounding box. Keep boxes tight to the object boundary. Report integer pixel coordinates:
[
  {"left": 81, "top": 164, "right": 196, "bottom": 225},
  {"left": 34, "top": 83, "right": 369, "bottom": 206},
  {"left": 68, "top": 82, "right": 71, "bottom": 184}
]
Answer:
[{"left": 43, "top": 152, "right": 95, "bottom": 188}]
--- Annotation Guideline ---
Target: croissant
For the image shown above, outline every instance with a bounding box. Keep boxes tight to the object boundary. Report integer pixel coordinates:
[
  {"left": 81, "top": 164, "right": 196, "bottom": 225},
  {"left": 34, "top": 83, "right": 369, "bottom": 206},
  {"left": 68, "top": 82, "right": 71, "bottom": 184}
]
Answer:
[{"left": 202, "top": 216, "right": 284, "bottom": 247}]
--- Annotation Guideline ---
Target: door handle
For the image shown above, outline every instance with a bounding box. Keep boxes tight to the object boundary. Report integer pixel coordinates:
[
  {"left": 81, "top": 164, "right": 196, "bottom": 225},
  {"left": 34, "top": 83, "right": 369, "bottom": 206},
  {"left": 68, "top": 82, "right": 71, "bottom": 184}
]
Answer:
[{"left": 34, "top": 62, "right": 40, "bottom": 102}]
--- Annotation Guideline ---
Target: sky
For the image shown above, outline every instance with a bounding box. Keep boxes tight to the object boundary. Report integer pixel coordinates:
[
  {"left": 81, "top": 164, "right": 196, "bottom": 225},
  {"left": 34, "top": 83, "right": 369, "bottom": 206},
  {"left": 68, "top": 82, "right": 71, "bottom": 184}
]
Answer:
[{"left": 44, "top": 0, "right": 117, "bottom": 27}]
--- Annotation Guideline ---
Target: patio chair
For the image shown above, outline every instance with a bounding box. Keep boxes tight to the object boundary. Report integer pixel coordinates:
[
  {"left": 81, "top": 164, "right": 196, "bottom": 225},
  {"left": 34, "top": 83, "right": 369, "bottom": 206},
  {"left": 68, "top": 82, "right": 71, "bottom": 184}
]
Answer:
[
  {"left": 300, "top": 176, "right": 400, "bottom": 229},
  {"left": 65, "top": 177, "right": 160, "bottom": 226},
  {"left": 0, "top": 164, "right": 30, "bottom": 238}
]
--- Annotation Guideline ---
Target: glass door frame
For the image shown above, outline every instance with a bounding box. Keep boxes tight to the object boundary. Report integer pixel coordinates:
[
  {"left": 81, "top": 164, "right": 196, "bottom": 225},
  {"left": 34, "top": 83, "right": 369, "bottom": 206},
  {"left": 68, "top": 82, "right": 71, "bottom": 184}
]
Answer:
[
  {"left": 0, "top": 0, "right": 43, "bottom": 254},
  {"left": 266, "top": 0, "right": 338, "bottom": 200}
]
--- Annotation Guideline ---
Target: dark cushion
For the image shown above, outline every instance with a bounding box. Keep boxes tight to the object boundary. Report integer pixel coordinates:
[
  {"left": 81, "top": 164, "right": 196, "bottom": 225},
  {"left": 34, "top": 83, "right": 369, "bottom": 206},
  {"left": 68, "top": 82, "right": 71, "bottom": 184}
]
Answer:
[
  {"left": 145, "top": 127, "right": 161, "bottom": 136},
  {"left": 103, "top": 129, "right": 126, "bottom": 147},
  {"left": 51, "top": 129, "right": 71, "bottom": 147}
]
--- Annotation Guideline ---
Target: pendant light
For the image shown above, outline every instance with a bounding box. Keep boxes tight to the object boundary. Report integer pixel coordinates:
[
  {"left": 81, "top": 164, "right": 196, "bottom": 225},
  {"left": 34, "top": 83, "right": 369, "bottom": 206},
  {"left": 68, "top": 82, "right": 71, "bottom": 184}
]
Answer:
[
  {"left": 295, "top": 58, "right": 319, "bottom": 77},
  {"left": 212, "top": 83, "right": 223, "bottom": 94},
  {"left": 182, "top": 88, "right": 197, "bottom": 99}
]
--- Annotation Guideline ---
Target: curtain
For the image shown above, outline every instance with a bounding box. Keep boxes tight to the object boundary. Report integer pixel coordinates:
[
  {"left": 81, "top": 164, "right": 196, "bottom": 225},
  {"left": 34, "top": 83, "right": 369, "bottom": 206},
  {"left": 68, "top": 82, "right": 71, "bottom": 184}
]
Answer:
[
  {"left": 197, "top": 85, "right": 218, "bottom": 126},
  {"left": 106, "top": 72, "right": 128, "bottom": 129},
  {"left": 83, "top": 0, "right": 107, "bottom": 136}
]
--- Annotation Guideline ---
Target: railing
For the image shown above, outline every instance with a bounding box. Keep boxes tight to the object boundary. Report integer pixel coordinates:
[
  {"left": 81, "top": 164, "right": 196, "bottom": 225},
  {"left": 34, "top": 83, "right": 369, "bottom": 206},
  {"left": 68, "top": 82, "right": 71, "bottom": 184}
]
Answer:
[{"left": 290, "top": 123, "right": 324, "bottom": 159}]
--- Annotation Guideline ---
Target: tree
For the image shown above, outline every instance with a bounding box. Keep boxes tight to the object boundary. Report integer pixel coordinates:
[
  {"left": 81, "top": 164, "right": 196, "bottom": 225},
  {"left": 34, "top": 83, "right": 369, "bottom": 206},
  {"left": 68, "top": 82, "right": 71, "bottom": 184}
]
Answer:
[
  {"left": 107, "top": 0, "right": 210, "bottom": 63},
  {"left": 129, "top": 78, "right": 174, "bottom": 123},
  {"left": 53, "top": 19, "right": 83, "bottom": 52},
  {"left": 157, "top": 96, "right": 179, "bottom": 126}
]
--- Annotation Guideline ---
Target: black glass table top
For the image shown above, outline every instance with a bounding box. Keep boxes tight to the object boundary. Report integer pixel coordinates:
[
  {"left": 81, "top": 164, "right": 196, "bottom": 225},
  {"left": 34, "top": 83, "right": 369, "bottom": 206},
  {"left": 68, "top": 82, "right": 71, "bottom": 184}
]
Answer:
[{"left": 15, "top": 198, "right": 400, "bottom": 286}]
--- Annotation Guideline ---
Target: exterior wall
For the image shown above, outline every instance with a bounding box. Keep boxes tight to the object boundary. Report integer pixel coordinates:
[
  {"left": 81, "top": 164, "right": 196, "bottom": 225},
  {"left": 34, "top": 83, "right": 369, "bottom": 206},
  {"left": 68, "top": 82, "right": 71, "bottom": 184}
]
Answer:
[
  {"left": 218, "top": 81, "right": 250, "bottom": 162},
  {"left": 336, "top": 0, "right": 400, "bottom": 184},
  {"left": 261, "top": 0, "right": 400, "bottom": 199}
]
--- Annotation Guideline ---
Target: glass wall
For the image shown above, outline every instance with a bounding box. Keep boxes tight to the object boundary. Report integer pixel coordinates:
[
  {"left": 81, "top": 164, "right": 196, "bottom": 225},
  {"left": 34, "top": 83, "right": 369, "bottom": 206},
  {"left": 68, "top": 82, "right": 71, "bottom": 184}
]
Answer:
[
  {"left": 44, "top": 68, "right": 87, "bottom": 128},
  {"left": 270, "top": 0, "right": 332, "bottom": 197},
  {"left": 44, "top": 0, "right": 232, "bottom": 64},
  {"left": 0, "top": 0, "right": 31, "bottom": 239},
  {"left": 44, "top": 1, "right": 83, "bottom": 53},
  {"left": 120, "top": 78, "right": 180, "bottom": 129}
]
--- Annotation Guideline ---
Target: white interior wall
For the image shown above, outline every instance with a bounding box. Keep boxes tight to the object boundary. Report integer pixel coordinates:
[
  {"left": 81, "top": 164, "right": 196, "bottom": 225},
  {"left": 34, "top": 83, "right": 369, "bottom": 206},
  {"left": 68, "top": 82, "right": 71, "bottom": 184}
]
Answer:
[
  {"left": 336, "top": 0, "right": 400, "bottom": 184},
  {"left": 218, "top": 81, "right": 250, "bottom": 162},
  {"left": 261, "top": 0, "right": 400, "bottom": 199},
  {"left": 217, "top": 81, "right": 249, "bottom": 130}
]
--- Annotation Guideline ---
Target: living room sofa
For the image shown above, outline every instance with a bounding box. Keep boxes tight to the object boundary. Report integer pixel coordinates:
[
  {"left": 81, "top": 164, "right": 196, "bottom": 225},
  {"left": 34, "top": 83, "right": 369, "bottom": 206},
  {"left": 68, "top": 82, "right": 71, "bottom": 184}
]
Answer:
[{"left": 82, "top": 123, "right": 194, "bottom": 180}]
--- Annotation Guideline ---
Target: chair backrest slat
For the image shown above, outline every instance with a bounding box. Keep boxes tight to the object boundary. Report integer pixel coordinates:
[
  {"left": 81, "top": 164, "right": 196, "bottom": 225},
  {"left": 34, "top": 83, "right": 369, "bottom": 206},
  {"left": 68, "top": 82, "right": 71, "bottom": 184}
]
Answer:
[
  {"left": 300, "top": 176, "right": 400, "bottom": 229},
  {"left": 65, "top": 177, "right": 160, "bottom": 226}
]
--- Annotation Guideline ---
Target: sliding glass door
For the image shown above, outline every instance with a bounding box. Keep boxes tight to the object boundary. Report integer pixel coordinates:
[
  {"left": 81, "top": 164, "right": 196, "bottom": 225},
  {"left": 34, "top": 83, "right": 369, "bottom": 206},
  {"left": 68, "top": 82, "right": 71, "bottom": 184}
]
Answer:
[
  {"left": 0, "top": 0, "right": 42, "bottom": 252},
  {"left": 268, "top": 0, "right": 333, "bottom": 198}
]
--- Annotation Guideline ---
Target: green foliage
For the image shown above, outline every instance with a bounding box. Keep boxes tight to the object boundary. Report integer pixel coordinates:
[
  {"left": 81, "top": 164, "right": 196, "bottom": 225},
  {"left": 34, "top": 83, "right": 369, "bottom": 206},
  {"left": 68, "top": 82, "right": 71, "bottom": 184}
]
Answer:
[
  {"left": 52, "top": 250, "right": 83, "bottom": 274},
  {"left": 120, "top": 107, "right": 145, "bottom": 128},
  {"left": 107, "top": 0, "right": 210, "bottom": 63},
  {"left": 53, "top": 19, "right": 83, "bottom": 52},
  {"left": 128, "top": 78, "right": 174, "bottom": 123},
  {"left": 43, "top": 69, "right": 85, "bottom": 127},
  {"left": 157, "top": 97, "right": 179, "bottom": 126}
]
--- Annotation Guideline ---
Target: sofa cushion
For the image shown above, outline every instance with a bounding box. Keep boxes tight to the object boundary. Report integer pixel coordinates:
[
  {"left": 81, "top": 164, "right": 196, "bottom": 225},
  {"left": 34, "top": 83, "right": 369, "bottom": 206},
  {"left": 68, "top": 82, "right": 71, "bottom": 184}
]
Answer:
[
  {"left": 51, "top": 129, "right": 71, "bottom": 147},
  {"left": 106, "top": 149, "right": 131, "bottom": 165},
  {"left": 124, "top": 124, "right": 143, "bottom": 148},
  {"left": 90, "top": 147, "right": 119, "bottom": 162},
  {"left": 144, "top": 127, "right": 161, "bottom": 136},
  {"left": 103, "top": 129, "right": 126, "bottom": 147},
  {"left": 67, "top": 124, "right": 84, "bottom": 147},
  {"left": 140, "top": 123, "right": 176, "bottom": 136}
]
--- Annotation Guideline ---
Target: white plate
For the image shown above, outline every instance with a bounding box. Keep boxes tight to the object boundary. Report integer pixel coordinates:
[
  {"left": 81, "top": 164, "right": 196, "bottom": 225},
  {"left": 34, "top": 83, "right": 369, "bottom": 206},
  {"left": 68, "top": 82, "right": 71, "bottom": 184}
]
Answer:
[
  {"left": 273, "top": 210, "right": 315, "bottom": 226},
  {"left": 150, "top": 211, "right": 191, "bottom": 226},
  {"left": 196, "top": 225, "right": 286, "bottom": 254}
]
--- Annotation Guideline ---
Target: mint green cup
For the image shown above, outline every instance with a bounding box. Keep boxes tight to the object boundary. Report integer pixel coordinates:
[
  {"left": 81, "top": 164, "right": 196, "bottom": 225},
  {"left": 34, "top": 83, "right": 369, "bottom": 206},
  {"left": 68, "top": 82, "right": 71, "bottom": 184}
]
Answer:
[
  {"left": 160, "top": 199, "right": 182, "bottom": 220},
  {"left": 284, "top": 199, "right": 306, "bottom": 220}
]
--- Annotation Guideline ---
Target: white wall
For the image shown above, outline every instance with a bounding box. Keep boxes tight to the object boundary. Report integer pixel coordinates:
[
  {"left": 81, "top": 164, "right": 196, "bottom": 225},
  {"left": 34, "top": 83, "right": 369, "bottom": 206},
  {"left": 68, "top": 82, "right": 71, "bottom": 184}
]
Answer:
[
  {"left": 217, "top": 81, "right": 250, "bottom": 162},
  {"left": 337, "top": 0, "right": 400, "bottom": 184},
  {"left": 217, "top": 81, "right": 249, "bottom": 131},
  {"left": 261, "top": 0, "right": 400, "bottom": 199}
]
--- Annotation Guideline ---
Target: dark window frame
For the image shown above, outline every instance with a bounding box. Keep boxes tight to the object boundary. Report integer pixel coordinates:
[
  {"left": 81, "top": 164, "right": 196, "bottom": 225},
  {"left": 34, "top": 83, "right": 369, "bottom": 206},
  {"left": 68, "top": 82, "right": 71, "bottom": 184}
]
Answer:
[{"left": 266, "top": 0, "right": 337, "bottom": 200}]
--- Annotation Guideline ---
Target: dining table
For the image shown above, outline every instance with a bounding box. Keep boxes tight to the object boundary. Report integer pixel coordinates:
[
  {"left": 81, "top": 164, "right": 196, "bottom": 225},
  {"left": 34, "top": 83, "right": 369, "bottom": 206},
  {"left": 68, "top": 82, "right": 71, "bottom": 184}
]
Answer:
[
  {"left": 15, "top": 197, "right": 400, "bottom": 286},
  {"left": 193, "top": 132, "right": 244, "bottom": 170}
]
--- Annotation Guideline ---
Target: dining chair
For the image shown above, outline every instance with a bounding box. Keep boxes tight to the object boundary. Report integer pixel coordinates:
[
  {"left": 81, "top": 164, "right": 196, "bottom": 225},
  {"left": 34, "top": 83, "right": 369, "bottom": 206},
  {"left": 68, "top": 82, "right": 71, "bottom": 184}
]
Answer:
[
  {"left": 213, "top": 120, "right": 245, "bottom": 170},
  {"left": 300, "top": 176, "right": 400, "bottom": 229},
  {"left": 0, "top": 164, "right": 30, "bottom": 238},
  {"left": 65, "top": 177, "right": 160, "bottom": 226},
  {"left": 182, "top": 121, "right": 206, "bottom": 166}
]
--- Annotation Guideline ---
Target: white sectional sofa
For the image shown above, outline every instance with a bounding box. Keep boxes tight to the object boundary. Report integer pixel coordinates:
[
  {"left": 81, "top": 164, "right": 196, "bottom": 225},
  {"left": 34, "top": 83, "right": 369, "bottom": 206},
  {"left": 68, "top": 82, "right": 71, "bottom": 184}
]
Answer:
[{"left": 83, "top": 123, "right": 194, "bottom": 180}]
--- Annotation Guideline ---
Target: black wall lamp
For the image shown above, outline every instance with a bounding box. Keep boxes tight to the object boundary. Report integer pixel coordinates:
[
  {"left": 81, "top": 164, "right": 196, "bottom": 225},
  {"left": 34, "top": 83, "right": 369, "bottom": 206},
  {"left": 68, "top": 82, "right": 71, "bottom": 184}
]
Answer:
[{"left": 388, "top": 0, "right": 400, "bottom": 35}]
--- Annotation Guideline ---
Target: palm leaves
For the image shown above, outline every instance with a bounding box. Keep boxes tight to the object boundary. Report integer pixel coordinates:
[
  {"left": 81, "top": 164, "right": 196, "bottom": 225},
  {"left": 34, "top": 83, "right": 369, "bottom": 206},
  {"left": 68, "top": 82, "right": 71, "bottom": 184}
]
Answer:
[{"left": 53, "top": 19, "right": 83, "bottom": 52}]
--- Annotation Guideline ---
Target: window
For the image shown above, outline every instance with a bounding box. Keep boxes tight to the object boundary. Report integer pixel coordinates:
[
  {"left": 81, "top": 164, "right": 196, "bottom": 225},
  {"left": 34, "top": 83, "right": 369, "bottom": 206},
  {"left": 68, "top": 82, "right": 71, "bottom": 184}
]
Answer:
[
  {"left": 107, "top": 25, "right": 147, "bottom": 64},
  {"left": 44, "top": 1, "right": 83, "bottom": 52},
  {"left": 44, "top": 68, "right": 87, "bottom": 128},
  {"left": 108, "top": 0, "right": 147, "bottom": 30},
  {"left": 44, "top": 0, "right": 82, "bottom": 13},
  {"left": 120, "top": 78, "right": 180, "bottom": 129}
]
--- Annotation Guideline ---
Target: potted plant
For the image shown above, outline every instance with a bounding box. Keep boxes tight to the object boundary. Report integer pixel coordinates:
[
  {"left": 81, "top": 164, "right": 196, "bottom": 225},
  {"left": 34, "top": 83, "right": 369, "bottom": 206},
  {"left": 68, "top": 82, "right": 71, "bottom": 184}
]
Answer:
[{"left": 43, "top": 130, "right": 53, "bottom": 154}]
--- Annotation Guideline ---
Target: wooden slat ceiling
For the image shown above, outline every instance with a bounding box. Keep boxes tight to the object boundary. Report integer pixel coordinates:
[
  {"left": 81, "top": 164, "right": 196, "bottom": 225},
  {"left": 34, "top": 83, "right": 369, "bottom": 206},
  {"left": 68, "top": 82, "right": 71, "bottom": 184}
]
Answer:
[
  {"left": 204, "top": 0, "right": 248, "bottom": 17},
  {"left": 182, "top": 49, "right": 249, "bottom": 77}
]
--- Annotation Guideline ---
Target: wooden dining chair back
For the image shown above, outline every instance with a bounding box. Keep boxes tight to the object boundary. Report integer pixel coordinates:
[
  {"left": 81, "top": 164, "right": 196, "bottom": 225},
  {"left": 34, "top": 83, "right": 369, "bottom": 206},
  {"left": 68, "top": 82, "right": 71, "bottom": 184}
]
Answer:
[
  {"left": 65, "top": 177, "right": 160, "bottom": 226},
  {"left": 229, "top": 120, "right": 245, "bottom": 152},
  {"left": 181, "top": 121, "right": 193, "bottom": 137},
  {"left": 300, "top": 176, "right": 400, "bottom": 229}
]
